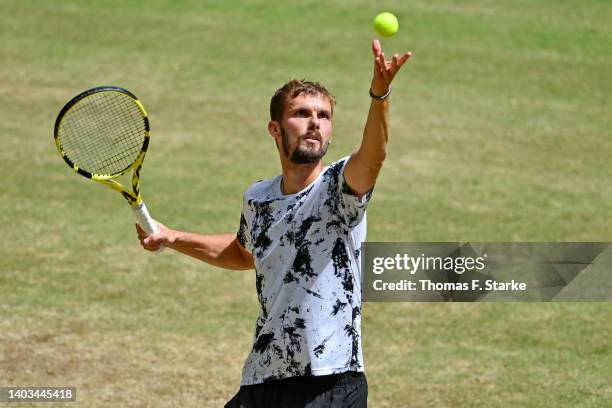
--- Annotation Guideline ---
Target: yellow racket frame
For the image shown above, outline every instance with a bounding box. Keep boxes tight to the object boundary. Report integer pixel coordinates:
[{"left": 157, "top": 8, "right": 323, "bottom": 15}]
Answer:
[
  {"left": 53, "top": 86, "right": 159, "bottom": 239},
  {"left": 53, "top": 87, "right": 150, "bottom": 208}
]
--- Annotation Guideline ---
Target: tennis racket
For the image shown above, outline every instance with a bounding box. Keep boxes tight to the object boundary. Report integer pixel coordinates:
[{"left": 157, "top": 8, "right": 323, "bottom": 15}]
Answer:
[{"left": 53, "top": 86, "right": 160, "bottom": 240}]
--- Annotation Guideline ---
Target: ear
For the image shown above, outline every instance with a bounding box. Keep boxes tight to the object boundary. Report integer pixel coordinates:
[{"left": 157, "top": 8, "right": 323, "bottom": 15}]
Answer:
[{"left": 268, "top": 121, "right": 281, "bottom": 139}]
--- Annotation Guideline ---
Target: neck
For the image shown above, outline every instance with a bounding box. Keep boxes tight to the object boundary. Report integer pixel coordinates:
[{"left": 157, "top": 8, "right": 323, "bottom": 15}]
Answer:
[{"left": 279, "top": 156, "right": 324, "bottom": 195}]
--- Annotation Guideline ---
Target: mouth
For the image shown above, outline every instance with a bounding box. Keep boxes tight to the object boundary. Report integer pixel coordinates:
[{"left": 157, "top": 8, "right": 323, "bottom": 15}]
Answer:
[{"left": 302, "top": 132, "right": 321, "bottom": 143}]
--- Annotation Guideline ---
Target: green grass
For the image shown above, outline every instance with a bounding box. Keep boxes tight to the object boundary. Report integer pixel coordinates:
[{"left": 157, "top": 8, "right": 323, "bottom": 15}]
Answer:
[{"left": 1, "top": 0, "right": 611, "bottom": 406}]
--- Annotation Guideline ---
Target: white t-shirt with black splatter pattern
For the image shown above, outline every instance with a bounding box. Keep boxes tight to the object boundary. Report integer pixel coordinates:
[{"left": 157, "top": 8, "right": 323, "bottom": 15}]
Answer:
[{"left": 237, "top": 156, "right": 372, "bottom": 386}]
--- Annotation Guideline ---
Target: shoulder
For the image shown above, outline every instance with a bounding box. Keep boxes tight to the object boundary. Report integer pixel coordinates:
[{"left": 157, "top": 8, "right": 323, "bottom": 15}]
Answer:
[
  {"left": 321, "top": 156, "right": 351, "bottom": 184},
  {"left": 243, "top": 176, "right": 280, "bottom": 202}
]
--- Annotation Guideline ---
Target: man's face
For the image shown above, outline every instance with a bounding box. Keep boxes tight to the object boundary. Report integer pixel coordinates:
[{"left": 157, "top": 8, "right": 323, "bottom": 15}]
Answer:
[{"left": 276, "top": 94, "right": 333, "bottom": 165}]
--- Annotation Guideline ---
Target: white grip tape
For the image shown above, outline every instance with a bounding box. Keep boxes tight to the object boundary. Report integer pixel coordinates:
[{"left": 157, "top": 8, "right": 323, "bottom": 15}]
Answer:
[
  {"left": 133, "top": 202, "right": 158, "bottom": 234},
  {"left": 133, "top": 202, "right": 164, "bottom": 252}
]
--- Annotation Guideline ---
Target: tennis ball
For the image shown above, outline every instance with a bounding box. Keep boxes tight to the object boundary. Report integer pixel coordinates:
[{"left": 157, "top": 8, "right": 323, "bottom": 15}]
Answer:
[{"left": 373, "top": 12, "right": 399, "bottom": 37}]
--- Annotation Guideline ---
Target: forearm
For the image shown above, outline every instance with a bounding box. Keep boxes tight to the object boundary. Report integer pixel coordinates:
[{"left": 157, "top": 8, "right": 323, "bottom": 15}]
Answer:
[
  {"left": 167, "top": 231, "right": 252, "bottom": 270},
  {"left": 359, "top": 96, "right": 390, "bottom": 169},
  {"left": 343, "top": 95, "right": 390, "bottom": 196}
]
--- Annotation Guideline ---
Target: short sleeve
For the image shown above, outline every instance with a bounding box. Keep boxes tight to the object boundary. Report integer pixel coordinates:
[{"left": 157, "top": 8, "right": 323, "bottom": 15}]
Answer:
[
  {"left": 335, "top": 157, "right": 373, "bottom": 227},
  {"left": 237, "top": 197, "right": 252, "bottom": 252}
]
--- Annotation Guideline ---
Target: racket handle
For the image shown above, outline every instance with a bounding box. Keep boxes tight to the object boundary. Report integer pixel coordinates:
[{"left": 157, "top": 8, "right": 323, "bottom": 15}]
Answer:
[{"left": 133, "top": 202, "right": 164, "bottom": 252}]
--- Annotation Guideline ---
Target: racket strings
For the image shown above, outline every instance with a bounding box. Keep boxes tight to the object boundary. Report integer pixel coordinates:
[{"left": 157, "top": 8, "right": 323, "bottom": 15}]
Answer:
[
  {"left": 64, "top": 103, "right": 138, "bottom": 171},
  {"left": 59, "top": 92, "right": 147, "bottom": 175},
  {"left": 62, "top": 99, "right": 143, "bottom": 174},
  {"left": 64, "top": 94, "right": 144, "bottom": 173}
]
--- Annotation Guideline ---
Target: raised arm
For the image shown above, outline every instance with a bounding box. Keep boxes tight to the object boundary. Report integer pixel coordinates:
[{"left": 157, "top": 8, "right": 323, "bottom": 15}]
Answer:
[
  {"left": 136, "top": 223, "right": 254, "bottom": 270},
  {"left": 344, "top": 39, "right": 412, "bottom": 196}
]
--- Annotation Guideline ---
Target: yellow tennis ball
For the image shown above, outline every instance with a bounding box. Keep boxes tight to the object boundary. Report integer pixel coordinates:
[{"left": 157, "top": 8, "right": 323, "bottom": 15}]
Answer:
[{"left": 374, "top": 12, "right": 399, "bottom": 37}]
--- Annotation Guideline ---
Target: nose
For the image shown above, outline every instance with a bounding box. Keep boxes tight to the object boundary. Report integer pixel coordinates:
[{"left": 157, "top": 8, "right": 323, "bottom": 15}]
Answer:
[{"left": 308, "top": 112, "right": 320, "bottom": 130}]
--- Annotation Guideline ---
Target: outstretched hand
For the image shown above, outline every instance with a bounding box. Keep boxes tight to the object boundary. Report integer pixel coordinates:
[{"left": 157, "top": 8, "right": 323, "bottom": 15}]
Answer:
[{"left": 371, "top": 39, "right": 412, "bottom": 96}]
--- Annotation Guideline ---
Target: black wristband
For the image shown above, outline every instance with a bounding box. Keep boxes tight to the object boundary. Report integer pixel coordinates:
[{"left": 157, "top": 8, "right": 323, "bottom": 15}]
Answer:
[{"left": 369, "top": 86, "right": 392, "bottom": 100}]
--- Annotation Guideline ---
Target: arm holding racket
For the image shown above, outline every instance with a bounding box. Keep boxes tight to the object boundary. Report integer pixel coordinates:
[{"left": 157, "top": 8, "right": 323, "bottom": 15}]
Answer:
[{"left": 136, "top": 223, "right": 254, "bottom": 270}]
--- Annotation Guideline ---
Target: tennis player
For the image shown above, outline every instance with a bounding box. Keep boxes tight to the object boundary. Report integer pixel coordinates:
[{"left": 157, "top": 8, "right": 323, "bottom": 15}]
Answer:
[{"left": 137, "top": 39, "right": 411, "bottom": 407}]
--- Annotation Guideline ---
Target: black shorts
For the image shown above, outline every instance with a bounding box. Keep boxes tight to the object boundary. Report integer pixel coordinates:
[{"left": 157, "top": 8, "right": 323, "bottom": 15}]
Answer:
[{"left": 224, "top": 371, "right": 368, "bottom": 408}]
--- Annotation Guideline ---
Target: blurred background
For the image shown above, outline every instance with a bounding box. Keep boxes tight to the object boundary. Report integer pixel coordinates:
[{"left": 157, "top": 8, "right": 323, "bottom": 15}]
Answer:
[{"left": 0, "top": 0, "right": 610, "bottom": 406}]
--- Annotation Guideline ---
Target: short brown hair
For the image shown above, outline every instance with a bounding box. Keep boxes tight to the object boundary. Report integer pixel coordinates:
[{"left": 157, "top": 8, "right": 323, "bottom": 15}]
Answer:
[{"left": 270, "top": 79, "right": 336, "bottom": 122}]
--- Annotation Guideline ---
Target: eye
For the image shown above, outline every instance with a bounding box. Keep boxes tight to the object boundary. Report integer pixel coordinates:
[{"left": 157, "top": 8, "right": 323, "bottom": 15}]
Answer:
[
  {"left": 318, "top": 111, "right": 331, "bottom": 119},
  {"left": 296, "top": 109, "right": 309, "bottom": 117}
]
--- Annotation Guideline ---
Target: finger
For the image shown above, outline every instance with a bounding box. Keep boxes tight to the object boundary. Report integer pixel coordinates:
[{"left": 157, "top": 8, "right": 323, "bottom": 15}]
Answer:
[
  {"left": 377, "top": 53, "right": 386, "bottom": 77},
  {"left": 143, "top": 235, "right": 158, "bottom": 246},
  {"left": 135, "top": 224, "right": 148, "bottom": 239},
  {"left": 373, "top": 45, "right": 384, "bottom": 77},
  {"left": 381, "top": 54, "right": 393, "bottom": 80},
  {"left": 373, "top": 53, "right": 383, "bottom": 75},
  {"left": 144, "top": 243, "right": 161, "bottom": 251},
  {"left": 386, "top": 55, "right": 400, "bottom": 79},
  {"left": 391, "top": 54, "right": 399, "bottom": 72},
  {"left": 139, "top": 237, "right": 152, "bottom": 250},
  {"left": 379, "top": 52, "right": 387, "bottom": 70},
  {"left": 371, "top": 39, "right": 381, "bottom": 57},
  {"left": 397, "top": 51, "right": 413, "bottom": 68}
]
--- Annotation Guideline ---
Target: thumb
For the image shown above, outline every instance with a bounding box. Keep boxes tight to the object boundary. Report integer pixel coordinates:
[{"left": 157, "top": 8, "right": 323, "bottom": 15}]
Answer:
[{"left": 143, "top": 234, "right": 162, "bottom": 246}]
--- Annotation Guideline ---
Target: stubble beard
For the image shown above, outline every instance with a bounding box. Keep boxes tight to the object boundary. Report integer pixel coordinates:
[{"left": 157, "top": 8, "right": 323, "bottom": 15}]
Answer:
[{"left": 281, "top": 125, "right": 329, "bottom": 165}]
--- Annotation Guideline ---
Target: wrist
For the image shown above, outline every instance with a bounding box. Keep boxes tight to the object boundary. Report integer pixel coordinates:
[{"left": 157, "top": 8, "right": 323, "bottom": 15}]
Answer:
[
  {"left": 369, "top": 86, "right": 392, "bottom": 100},
  {"left": 163, "top": 229, "right": 179, "bottom": 246}
]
